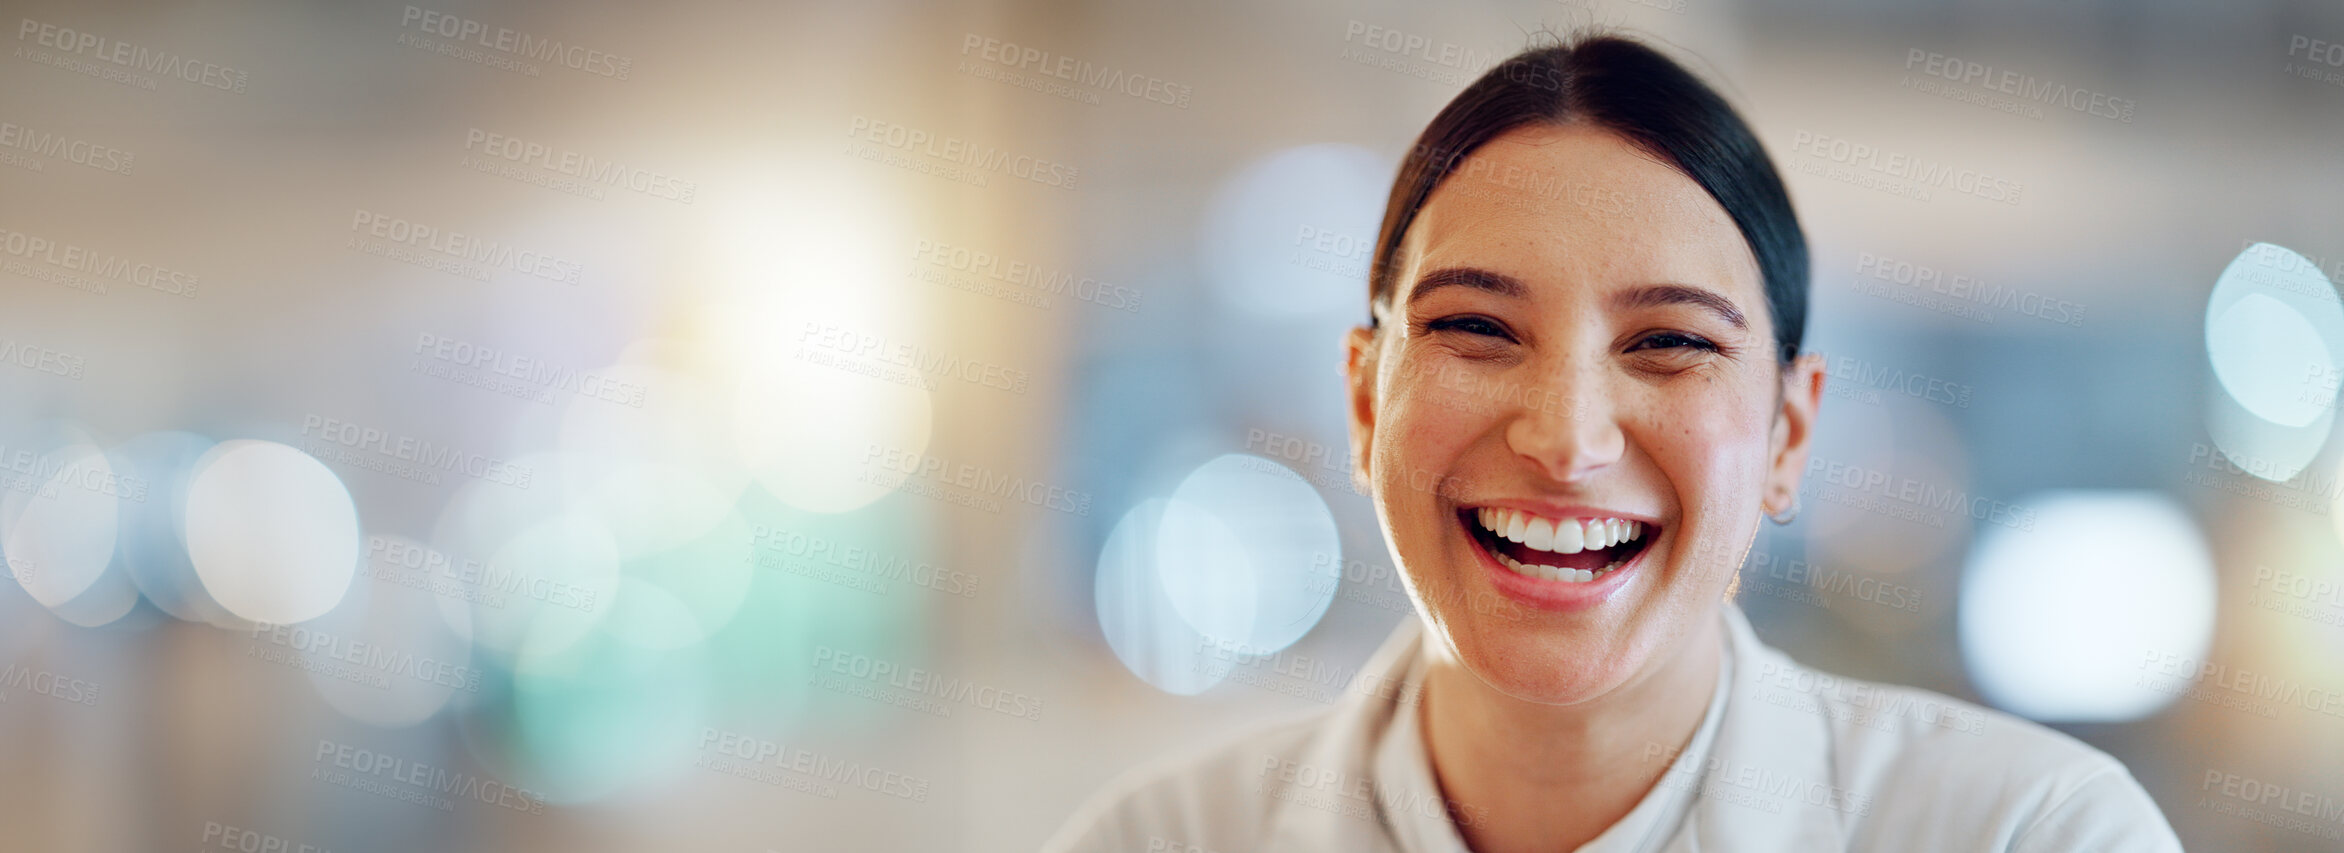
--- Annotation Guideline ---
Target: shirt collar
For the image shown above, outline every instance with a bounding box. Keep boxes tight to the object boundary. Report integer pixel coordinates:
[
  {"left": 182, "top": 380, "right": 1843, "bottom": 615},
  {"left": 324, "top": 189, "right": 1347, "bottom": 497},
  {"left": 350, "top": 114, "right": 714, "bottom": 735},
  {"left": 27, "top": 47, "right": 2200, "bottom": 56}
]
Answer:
[
  {"left": 1674, "top": 604, "right": 1850, "bottom": 851},
  {"left": 1348, "top": 608, "right": 1740, "bottom": 853}
]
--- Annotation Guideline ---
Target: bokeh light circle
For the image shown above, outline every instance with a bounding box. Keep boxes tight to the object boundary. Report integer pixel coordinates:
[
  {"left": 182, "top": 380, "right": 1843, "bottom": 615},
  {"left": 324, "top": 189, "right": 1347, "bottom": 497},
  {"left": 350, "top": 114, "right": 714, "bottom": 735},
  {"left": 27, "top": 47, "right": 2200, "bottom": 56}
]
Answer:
[
  {"left": 109, "top": 431, "right": 233, "bottom": 625},
  {"left": 508, "top": 620, "right": 708, "bottom": 805},
  {"left": 2208, "top": 293, "right": 2331, "bottom": 428},
  {"left": 1959, "top": 491, "right": 2216, "bottom": 722},
  {"left": 605, "top": 512, "right": 754, "bottom": 651},
  {"left": 184, "top": 440, "right": 360, "bottom": 624},
  {"left": 2202, "top": 242, "right": 2344, "bottom": 481},
  {"left": 735, "top": 357, "right": 933, "bottom": 515},
  {"left": 1094, "top": 499, "right": 1231, "bottom": 695},
  {"left": 473, "top": 512, "right": 623, "bottom": 657},
  {"left": 1198, "top": 144, "right": 1390, "bottom": 321},
  {"left": 1157, "top": 454, "right": 1342, "bottom": 654},
  {"left": 302, "top": 536, "right": 474, "bottom": 728},
  {"left": 3, "top": 441, "right": 121, "bottom": 611}
]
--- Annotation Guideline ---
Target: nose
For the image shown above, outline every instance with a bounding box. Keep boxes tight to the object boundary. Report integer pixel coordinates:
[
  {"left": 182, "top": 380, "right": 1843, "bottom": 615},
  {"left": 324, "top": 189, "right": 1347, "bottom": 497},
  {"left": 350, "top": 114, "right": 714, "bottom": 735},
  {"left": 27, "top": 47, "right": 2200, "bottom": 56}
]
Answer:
[{"left": 1503, "top": 369, "right": 1624, "bottom": 484}]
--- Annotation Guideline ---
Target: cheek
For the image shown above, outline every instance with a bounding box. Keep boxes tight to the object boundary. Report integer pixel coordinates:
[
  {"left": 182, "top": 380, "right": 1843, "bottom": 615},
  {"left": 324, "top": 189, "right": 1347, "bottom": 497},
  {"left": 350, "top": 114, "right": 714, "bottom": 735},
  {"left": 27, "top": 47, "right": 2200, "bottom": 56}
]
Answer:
[
  {"left": 1635, "top": 383, "right": 1776, "bottom": 509},
  {"left": 1372, "top": 361, "right": 1493, "bottom": 491},
  {"left": 1629, "top": 383, "right": 1774, "bottom": 574}
]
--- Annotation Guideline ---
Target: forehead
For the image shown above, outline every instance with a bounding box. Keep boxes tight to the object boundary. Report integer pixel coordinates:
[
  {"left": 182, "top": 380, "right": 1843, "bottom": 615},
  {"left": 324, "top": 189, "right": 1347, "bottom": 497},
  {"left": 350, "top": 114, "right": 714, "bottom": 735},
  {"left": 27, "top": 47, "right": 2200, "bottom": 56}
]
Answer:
[{"left": 1402, "top": 123, "right": 1759, "bottom": 299}]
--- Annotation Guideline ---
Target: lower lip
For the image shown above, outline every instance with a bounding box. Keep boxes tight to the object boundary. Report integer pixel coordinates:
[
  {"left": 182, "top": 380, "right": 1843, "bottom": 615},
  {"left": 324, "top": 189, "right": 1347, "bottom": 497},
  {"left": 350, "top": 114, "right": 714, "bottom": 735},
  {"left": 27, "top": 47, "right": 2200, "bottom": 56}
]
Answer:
[{"left": 1466, "top": 518, "right": 1647, "bottom": 612}]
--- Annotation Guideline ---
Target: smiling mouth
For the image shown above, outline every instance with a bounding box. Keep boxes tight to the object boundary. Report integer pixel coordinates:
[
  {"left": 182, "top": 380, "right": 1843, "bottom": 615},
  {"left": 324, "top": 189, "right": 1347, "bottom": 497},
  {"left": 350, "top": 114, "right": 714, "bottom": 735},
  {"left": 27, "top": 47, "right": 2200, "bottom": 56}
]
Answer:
[{"left": 1461, "top": 506, "right": 1656, "bottom": 584}]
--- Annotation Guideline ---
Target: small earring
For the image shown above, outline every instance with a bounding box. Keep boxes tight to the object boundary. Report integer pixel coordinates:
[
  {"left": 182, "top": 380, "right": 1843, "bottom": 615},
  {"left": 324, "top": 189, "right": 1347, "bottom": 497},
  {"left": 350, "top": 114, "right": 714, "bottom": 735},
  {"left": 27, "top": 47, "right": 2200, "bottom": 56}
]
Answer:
[{"left": 1765, "top": 494, "right": 1800, "bottom": 526}]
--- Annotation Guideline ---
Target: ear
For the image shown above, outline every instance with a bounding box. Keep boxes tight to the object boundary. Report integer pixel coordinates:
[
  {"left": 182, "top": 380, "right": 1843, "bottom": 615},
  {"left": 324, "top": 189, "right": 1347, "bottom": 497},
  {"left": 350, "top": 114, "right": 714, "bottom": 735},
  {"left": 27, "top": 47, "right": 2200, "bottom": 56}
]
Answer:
[
  {"left": 1764, "top": 351, "right": 1827, "bottom": 517},
  {"left": 1343, "top": 324, "right": 1380, "bottom": 496}
]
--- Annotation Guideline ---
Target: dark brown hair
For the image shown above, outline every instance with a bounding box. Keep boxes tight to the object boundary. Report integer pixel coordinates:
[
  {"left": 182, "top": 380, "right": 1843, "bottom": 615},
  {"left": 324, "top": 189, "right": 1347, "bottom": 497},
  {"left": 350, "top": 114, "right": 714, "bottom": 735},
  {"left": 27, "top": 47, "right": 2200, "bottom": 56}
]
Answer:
[{"left": 1368, "top": 32, "right": 1809, "bottom": 363}]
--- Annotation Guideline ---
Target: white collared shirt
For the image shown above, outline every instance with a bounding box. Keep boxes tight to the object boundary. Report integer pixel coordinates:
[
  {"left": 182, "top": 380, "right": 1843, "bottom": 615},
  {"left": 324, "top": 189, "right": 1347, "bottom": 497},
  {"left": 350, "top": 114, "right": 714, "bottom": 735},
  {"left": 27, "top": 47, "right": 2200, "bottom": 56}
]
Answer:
[{"left": 1045, "top": 604, "right": 2182, "bottom": 852}]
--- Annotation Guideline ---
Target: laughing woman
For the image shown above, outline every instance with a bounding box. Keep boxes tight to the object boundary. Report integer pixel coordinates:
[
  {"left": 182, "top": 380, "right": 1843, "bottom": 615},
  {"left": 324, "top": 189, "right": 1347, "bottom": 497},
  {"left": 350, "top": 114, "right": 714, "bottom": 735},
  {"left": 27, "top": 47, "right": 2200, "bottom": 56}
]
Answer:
[{"left": 1047, "top": 32, "right": 2180, "bottom": 853}]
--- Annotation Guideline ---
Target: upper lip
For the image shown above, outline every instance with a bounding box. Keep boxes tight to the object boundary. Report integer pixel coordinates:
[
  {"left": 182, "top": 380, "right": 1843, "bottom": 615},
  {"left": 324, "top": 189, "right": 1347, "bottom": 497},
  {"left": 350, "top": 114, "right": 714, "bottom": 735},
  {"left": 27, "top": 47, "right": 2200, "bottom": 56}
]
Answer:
[{"left": 1463, "top": 501, "right": 1659, "bottom": 527}]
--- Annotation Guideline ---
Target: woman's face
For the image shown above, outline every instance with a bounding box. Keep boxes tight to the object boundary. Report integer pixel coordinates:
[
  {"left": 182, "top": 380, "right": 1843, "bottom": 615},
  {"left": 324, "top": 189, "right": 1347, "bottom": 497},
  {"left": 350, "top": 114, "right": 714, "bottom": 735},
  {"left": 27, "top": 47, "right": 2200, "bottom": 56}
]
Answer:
[{"left": 1344, "top": 123, "right": 1824, "bottom": 706}]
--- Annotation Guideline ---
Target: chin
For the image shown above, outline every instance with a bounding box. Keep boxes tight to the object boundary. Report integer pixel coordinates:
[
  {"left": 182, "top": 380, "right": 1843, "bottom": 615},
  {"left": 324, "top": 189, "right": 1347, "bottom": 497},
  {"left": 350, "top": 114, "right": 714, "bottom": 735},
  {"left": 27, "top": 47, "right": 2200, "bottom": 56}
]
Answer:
[{"left": 1405, "top": 499, "right": 1693, "bottom": 706}]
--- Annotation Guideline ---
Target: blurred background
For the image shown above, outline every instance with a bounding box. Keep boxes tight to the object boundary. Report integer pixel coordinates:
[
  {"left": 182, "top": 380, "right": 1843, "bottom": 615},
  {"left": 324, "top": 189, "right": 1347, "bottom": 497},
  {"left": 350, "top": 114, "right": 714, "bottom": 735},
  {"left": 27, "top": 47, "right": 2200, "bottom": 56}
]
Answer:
[{"left": 3, "top": 0, "right": 2344, "bottom": 849}]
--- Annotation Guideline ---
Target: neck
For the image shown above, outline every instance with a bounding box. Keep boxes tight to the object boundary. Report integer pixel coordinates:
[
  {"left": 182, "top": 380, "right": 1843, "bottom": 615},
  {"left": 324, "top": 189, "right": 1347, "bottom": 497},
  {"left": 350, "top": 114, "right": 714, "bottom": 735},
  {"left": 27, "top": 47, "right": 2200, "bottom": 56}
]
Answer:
[{"left": 1417, "top": 615, "right": 1725, "bottom": 853}]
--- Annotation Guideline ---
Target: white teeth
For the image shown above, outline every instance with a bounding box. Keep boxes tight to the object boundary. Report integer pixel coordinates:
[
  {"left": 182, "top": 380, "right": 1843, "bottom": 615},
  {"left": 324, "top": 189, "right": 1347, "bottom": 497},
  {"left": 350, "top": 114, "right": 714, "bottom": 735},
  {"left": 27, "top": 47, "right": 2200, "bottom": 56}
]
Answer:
[
  {"left": 1474, "top": 507, "right": 1649, "bottom": 585},
  {"left": 1492, "top": 549, "right": 1635, "bottom": 584},
  {"left": 1524, "top": 516, "right": 1555, "bottom": 551},
  {"left": 1473, "top": 508, "right": 1646, "bottom": 554},
  {"left": 1553, "top": 518, "right": 1584, "bottom": 553}
]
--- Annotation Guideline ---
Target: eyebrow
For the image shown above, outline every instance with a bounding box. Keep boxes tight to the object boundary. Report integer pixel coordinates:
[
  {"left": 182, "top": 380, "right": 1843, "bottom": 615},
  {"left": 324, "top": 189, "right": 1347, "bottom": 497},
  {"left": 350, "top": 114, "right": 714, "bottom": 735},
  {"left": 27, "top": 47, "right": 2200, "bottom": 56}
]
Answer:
[
  {"left": 1407, "top": 266, "right": 1749, "bottom": 330},
  {"left": 1613, "top": 283, "right": 1748, "bottom": 330},
  {"left": 1406, "top": 267, "right": 1526, "bottom": 304}
]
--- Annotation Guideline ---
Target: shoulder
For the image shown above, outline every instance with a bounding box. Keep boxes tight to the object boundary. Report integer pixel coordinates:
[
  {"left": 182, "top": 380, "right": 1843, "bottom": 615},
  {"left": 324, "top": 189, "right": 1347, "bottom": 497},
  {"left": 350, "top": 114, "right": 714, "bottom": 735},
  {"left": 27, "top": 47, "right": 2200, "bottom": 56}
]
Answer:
[
  {"left": 1739, "top": 642, "right": 2179, "bottom": 851},
  {"left": 1040, "top": 708, "right": 1341, "bottom": 853}
]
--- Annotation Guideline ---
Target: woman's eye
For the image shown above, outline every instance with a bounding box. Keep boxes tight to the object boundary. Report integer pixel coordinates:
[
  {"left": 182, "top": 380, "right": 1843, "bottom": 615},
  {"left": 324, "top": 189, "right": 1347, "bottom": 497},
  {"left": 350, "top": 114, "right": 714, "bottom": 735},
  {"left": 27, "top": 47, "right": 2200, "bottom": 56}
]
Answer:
[
  {"left": 1426, "top": 316, "right": 1511, "bottom": 339},
  {"left": 1631, "top": 331, "right": 1718, "bottom": 352}
]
